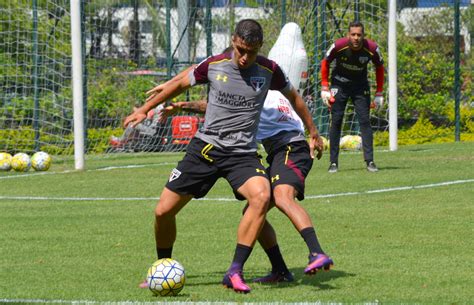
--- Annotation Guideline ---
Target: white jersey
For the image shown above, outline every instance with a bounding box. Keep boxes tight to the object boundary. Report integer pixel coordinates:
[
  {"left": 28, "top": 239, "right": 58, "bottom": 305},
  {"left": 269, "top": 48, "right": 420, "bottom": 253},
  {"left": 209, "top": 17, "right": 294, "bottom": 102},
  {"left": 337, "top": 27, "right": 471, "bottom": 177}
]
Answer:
[{"left": 257, "top": 90, "right": 304, "bottom": 141}]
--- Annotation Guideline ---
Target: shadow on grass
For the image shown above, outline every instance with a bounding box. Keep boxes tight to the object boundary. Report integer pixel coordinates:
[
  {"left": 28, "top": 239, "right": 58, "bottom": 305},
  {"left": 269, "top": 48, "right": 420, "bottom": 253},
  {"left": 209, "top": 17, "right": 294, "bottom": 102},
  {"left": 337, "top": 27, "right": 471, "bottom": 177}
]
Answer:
[
  {"left": 294, "top": 267, "right": 356, "bottom": 290},
  {"left": 405, "top": 147, "right": 434, "bottom": 152},
  {"left": 184, "top": 268, "right": 355, "bottom": 291},
  {"left": 333, "top": 165, "right": 405, "bottom": 172},
  {"left": 249, "top": 267, "right": 357, "bottom": 290}
]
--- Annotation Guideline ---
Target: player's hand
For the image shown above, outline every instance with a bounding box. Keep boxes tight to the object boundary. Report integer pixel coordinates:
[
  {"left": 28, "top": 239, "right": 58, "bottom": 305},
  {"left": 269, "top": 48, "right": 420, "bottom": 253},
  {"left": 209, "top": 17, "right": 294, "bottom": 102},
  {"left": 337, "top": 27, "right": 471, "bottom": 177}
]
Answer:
[
  {"left": 314, "top": 134, "right": 324, "bottom": 160},
  {"left": 308, "top": 133, "right": 323, "bottom": 160},
  {"left": 158, "top": 103, "right": 183, "bottom": 124},
  {"left": 321, "top": 86, "right": 334, "bottom": 109},
  {"left": 372, "top": 92, "right": 384, "bottom": 111},
  {"left": 123, "top": 109, "right": 147, "bottom": 128}
]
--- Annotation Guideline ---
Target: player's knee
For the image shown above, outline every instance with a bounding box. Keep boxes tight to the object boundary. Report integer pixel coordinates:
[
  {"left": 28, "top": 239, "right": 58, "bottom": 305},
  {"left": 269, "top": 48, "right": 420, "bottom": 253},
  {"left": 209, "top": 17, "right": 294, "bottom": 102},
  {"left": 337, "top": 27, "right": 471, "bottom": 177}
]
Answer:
[
  {"left": 154, "top": 203, "right": 173, "bottom": 218},
  {"left": 248, "top": 189, "right": 270, "bottom": 212},
  {"left": 273, "top": 194, "right": 295, "bottom": 212},
  {"left": 154, "top": 205, "right": 165, "bottom": 218},
  {"left": 273, "top": 185, "right": 296, "bottom": 203}
]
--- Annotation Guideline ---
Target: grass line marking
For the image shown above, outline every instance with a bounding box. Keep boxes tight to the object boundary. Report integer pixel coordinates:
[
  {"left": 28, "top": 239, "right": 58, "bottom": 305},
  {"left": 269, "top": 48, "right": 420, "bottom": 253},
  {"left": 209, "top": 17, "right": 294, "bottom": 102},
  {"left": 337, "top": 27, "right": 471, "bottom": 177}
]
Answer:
[
  {"left": 1, "top": 179, "right": 472, "bottom": 202},
  {"left": 0, "top": 299, "right": 379, "bottom": 305},
  {"left": 0, "top": 163, "right": 176, "bottom": 180}
]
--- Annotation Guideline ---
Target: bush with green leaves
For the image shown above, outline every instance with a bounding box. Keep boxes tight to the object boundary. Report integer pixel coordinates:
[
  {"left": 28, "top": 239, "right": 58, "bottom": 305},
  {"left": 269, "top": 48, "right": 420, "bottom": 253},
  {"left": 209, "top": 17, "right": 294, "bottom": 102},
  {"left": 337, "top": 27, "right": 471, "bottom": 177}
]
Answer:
[{"left": 396, "top": 6, "right": 472, "bottom": 123}]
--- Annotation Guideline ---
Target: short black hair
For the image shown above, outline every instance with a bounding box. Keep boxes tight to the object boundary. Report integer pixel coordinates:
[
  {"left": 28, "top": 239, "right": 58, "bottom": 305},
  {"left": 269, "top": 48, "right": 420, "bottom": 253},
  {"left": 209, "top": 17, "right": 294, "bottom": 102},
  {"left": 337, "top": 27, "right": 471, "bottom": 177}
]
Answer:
[
  {"left": 233, "top": 19, "right": 263, "bottom": 45},
  {"left": 349, "top": 21, "right": 364, "bottom": 33}
]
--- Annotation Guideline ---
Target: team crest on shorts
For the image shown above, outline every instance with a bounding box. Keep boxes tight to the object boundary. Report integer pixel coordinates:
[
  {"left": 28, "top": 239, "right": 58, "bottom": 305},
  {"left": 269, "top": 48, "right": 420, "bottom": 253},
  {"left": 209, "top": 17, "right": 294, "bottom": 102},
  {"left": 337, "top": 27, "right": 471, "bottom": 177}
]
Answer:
[
  {"left": 169, "top": 168, "right": 181, "bottom": 182},
  {"left": 250, "top": 77, "right": 265, "bottom": 92},
  {"left": 330, "top": 88, "right": 339, "bottom": 97}
]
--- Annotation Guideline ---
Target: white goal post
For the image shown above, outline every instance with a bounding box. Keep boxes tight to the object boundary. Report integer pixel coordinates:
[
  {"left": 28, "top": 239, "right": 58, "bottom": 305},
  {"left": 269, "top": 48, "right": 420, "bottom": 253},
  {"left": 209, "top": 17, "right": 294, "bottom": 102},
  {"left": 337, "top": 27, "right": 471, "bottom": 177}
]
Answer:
[
  {"left": 388, "top": 0, "right": 398, "bottom": 152},
  {"left": 71, "top": 0, "right": 85, "bottom": 170}
]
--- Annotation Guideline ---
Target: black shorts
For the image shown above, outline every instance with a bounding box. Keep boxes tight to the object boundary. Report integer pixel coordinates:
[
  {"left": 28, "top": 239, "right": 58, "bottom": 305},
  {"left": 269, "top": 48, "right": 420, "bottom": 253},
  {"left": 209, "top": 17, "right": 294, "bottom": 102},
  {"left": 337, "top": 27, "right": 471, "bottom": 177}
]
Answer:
[
  {"left": 166, "top": 137, "right": 268, "bottom": 200},
  {"left": 265, "top": 140, "right": 313, "bottom": 200}
]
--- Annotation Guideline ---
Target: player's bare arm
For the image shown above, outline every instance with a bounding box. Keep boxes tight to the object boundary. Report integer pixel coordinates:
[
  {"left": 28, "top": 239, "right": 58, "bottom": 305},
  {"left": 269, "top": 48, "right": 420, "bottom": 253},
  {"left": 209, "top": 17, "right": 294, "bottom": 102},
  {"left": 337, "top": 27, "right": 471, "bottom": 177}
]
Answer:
[
  {"left": 159, "top": 100, "right": 207, "bottom": 124},
  {"left": 124, "top": 74, "right": 191, "bottom": 128},
  {"left": 146, "top": 65, "right": 197, "bottom": 102},
  {"left": 283, "top": 87, "right": 323, "bottom": 160}
]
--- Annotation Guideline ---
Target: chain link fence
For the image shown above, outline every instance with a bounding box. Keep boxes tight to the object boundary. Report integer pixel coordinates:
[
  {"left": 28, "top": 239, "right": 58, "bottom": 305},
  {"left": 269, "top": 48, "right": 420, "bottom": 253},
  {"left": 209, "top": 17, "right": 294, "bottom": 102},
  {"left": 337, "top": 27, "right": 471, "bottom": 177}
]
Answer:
[{"left": 0, "top": 0, "right": 471, "bottom": 159}]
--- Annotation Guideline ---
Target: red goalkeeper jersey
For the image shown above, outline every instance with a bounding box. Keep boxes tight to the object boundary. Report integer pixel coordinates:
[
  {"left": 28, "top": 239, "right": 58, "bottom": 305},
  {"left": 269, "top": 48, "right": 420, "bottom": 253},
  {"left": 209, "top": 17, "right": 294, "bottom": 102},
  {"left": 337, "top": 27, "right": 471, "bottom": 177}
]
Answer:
[{"left": 321, "top": 37, "right": 384, "bottom": 92}]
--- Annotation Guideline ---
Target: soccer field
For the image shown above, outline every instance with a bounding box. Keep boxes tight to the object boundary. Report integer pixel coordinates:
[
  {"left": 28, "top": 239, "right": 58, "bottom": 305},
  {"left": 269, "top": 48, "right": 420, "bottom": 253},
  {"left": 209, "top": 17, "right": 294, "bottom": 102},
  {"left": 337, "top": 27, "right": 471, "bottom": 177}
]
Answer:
[{"left": 1, "top": 142, "right": 473, "bottom": 304}]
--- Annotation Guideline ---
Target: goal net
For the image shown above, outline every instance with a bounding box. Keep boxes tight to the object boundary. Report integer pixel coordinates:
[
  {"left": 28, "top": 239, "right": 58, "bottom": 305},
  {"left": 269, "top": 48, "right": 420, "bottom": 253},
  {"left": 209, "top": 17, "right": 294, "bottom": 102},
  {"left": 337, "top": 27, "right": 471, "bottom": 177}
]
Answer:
[
  {"left": 0, "top": 1, "right": 74, "bottom": 161},
  {"left": 0, "top": 1, "right": 388, "bottom": 167}
]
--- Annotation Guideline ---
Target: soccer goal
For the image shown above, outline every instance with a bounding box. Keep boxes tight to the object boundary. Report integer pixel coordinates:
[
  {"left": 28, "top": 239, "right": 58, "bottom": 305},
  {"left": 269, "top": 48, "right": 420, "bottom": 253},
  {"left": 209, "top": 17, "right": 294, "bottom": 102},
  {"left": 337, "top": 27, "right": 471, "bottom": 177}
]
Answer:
[{"left": 0, "top": 1, "right": 394, "bottom": 170}]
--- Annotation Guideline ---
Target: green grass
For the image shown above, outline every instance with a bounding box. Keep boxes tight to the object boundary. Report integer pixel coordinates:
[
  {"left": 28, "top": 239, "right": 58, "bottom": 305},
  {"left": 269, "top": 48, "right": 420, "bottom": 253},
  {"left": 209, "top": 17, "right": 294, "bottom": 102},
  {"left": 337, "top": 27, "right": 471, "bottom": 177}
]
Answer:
[{"left": 1, "top": 142, "right": 473, "bottom": 304}]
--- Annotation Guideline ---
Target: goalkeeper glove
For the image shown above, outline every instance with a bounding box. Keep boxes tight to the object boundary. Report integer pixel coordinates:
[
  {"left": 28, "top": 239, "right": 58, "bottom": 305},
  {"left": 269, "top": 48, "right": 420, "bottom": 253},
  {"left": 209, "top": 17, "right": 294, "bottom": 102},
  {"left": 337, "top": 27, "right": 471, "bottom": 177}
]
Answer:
[
  {"left": 321, "top": 86, "right": 334, "bottom": 108},
  {"left": 371, "top": 92, "right": 384, "bottom": 111}
]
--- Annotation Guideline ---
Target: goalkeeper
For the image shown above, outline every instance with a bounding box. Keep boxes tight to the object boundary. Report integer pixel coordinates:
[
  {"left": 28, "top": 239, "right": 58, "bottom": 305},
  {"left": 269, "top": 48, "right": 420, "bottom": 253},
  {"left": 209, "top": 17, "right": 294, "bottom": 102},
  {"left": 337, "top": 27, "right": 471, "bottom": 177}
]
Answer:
[{"left": 320, "top": 21, "right": 385, "bottom": 173}]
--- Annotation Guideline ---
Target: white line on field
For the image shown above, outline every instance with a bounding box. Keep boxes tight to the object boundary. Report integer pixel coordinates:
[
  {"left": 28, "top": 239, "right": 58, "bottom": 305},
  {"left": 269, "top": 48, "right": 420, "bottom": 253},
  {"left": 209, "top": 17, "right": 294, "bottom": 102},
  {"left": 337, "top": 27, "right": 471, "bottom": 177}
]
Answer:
[
  {"left": 0, "top": 162, "right": 176, "bottom": 180},
  {"left": 0, "top": 179, "right": 472, "bottom": 202},
  {"left": 96, "top": 162, "right": 175, "bottom": 171},
  {"left": 0, "top": 299, "right": 379, "bottom": 305},
  {"left": 0, "top": 146, "right": 444, "bottom": 180},
  {"left": 306, "top": 179, "right": 474, "bottom": 199}
]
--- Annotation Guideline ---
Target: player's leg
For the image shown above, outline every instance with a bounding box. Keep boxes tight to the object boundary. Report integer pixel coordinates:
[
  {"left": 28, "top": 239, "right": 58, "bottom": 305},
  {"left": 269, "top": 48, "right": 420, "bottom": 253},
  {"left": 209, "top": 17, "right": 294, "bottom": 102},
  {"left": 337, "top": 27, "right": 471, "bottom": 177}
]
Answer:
[
  {"left": 140, "top": 138, "right": 219, "bottom": 288},
  {"left": 138, "top": 188, "right": 192, "bottom": 289},
  {"left": 222, "top": 156, "right": 270, "bottom": 293},
  {"left": 253, "top": 213, "right": 294, "bottom": 283},
  {"left": 353, "top": 87, "right": 378, "bottom": 172},
  {"left": 272, "top": 185, "right": 332, "bottom": 275},
  {"left": 273, "top": 184, "right": 313, "bottom": 231},
  {"left": 157, "top": 138, "right": 219, "bottom": 257},
  {"left": 269, "top": 141, "right": 333, "bottom": 275},
  {"left": 154, "top": 187, "right": 193, "bottom": 257},
  {"left": 329, "top": 83, "right": 349, "bottom": 172},
  {"left": 236, "top": 176, "right": 271, "bottom": 246},
  {"left": 241, "top": 200, "right": 292, "bottom": 283}
]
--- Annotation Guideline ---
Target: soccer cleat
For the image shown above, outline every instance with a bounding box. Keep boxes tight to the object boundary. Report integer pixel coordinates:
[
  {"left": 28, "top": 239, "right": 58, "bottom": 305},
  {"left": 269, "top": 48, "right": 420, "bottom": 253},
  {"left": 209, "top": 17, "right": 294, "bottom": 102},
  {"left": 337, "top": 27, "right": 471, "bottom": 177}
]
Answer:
[
  {"left": 366, "top": 161, "right": 379, "bottom": 172},
  {"left": 139, "top": 279, "right": 148, "bottom": 289},
  {"left": 304, "top": 253, "right": 334, "bottom": 275},
  {"left": 222, "top": 271, "right": 251, "bottom": 293},
  {"left": 328, "top": 163, "right": 338, "bottom": 173},
  {"left": 252, "top": 270, "right": 294, "bottom": 283}
]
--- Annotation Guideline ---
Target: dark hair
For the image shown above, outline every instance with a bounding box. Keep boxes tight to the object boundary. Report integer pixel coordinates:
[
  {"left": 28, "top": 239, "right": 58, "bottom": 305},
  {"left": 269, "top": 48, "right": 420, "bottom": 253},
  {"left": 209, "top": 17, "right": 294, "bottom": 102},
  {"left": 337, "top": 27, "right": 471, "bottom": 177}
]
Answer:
[
  {"left": 349, "top": 21, "right": 364, "bottom": 33},
  {"left": 233, "top": 19, "right": 263, "bottom": 45}
]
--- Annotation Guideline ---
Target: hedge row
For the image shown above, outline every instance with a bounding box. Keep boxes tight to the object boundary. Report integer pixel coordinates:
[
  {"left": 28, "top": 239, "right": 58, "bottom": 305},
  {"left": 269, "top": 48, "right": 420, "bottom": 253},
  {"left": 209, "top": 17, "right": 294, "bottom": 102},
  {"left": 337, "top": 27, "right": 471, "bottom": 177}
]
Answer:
[{"left": 2, "top": 115, "right": 473, "bottom": 155}]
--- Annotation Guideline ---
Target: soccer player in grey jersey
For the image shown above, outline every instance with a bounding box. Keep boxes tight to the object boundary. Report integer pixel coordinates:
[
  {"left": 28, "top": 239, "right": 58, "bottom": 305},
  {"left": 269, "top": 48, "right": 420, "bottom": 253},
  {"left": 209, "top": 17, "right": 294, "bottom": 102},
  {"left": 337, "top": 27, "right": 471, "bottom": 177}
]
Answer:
[{"left": 125, "top": 19, "right": 322, "bottom": 294}]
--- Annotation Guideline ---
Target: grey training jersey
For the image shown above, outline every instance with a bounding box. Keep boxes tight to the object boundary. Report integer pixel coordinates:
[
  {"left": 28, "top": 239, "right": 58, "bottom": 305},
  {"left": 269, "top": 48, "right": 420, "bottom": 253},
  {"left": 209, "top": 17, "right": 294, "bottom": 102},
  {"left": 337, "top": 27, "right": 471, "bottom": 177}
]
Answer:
[{"left": 189, "top": 51, "right": 291, "bottom": 153}]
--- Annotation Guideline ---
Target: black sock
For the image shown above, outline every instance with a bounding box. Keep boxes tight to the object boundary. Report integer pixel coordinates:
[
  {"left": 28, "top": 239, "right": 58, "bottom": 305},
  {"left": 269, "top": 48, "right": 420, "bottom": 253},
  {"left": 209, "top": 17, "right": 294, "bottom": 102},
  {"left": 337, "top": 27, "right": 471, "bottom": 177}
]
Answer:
[
  {"left": 300, "top": 227, "right": 325, "bottom": 255},
  {"left": 264, "top": 244, "right": 289, "bottom": 273},
  {"left": 228, "top": 244, "right": 253, "bottom": 273},
  {"left": 157, "top": 247, "right": 173, "bottom": 259}
]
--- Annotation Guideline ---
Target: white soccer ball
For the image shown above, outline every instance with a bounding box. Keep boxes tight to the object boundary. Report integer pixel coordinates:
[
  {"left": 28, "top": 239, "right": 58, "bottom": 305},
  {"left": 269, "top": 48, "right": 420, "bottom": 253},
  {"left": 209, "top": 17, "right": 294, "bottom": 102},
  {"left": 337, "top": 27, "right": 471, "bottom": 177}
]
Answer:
[
  {"left": 340, "top": 135, "right": 362, "bottom": 151},
  {"left": 0, "top": 152, "right": 12, "bottom": 171},
  {"left": 31, "top": 151, "right": 52, "bottom": 171},
  {"left": 146, "top": 258, "right": 186, "bottom": 296},
  {"left": 11, "top": 153, "right": 31, "bottom": 172},
  {"left": 320, "top": 136, "right": 329, "bottom": 151},
  {"left": 347, "top": 135, "right": 362, "bottom": 150}
]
